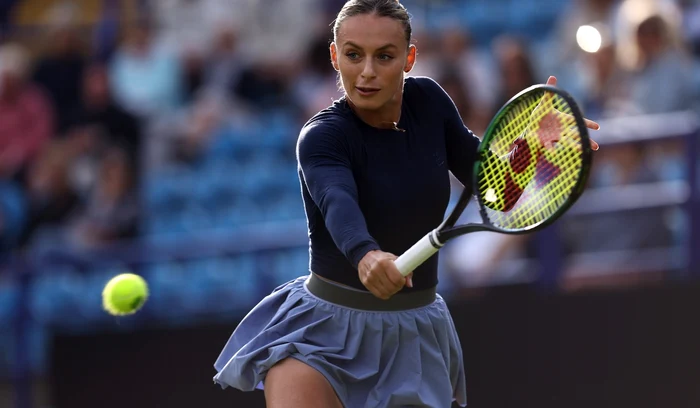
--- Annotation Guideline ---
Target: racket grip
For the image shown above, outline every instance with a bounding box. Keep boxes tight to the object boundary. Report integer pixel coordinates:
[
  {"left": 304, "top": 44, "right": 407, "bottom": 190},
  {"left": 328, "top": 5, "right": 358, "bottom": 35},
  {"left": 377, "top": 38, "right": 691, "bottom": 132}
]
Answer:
[{"left": 394, "top": 230, "right": 443, "bottom": 277}]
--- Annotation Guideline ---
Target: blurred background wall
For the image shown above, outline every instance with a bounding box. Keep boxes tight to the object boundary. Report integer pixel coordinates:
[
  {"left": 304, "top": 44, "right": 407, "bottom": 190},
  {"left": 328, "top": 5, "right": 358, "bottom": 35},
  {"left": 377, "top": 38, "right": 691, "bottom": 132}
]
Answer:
[{"left": 0, "top": 0, "right": 699, "bottom": 407}]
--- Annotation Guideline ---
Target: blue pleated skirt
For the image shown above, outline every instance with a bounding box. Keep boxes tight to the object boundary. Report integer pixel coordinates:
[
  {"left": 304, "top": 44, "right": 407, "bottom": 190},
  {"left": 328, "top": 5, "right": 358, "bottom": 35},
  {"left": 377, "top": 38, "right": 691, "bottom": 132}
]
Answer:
[{"left": 213, "top": 275, "right": 467, "bottom": 408}]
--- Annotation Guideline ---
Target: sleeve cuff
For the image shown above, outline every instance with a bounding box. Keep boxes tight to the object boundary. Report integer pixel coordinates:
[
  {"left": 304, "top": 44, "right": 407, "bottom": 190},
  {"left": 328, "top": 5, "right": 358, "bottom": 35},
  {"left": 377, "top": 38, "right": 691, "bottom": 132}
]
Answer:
[{"left": 348, "top": 240, "right": 382, "bottom": 269}]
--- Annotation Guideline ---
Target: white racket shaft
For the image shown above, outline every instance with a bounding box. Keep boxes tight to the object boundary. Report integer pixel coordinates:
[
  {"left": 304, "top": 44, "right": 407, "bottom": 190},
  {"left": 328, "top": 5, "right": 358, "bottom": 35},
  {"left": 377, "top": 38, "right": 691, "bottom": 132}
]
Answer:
[{"left": 394, "top": 230, "right": 444, "bottom": 277}]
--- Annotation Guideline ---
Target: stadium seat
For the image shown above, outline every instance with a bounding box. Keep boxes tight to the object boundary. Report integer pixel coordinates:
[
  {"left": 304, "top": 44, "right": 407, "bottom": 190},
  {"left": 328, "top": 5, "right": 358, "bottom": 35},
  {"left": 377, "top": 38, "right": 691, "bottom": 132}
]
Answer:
[
  {"left": 194, "top": 255, "right": 260, "bottom": 315},
  {"left": 0, "top": 279, "right": 19, "bottom": 330},
  {"left": 269, "top": 248, "right": 310, "bottom": 285},
  {"left": 28, "top": 266, "right": 84, "bottom": 326},
  {"left": 145, "top": 261, "right": 200, "bottom": 323}
]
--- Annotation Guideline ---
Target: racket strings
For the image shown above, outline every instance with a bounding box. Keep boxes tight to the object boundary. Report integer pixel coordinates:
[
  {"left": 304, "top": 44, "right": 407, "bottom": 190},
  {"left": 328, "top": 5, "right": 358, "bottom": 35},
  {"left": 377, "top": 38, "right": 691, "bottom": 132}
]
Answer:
[
  {"left": 515, "top": 96, "right": 581, "bottom": 224},
  {"left": 478, "top": 93, "right": 542, "bottom": 211},
  {"left": 511, "top": 96, "right": 581, "bottom": 226},
  {"left": 506, "top": 95, "right": 581, "bottom": 226},
  {"left": 477, "top": 91, "right": 584, "bottom": 230},
  {"left": 478, "top": 96, "right": 539, "bottom": 203}
]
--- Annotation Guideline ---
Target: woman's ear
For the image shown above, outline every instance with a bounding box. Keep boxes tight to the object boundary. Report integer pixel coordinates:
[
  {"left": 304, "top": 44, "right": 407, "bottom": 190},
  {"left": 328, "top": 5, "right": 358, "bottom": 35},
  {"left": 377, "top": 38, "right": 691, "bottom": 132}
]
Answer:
[
  {"left": 330, "top": 42, "right": 339, "bottom": 71},
  {"left": 405, "top": 44, "right": 416, "bottom": 73}
]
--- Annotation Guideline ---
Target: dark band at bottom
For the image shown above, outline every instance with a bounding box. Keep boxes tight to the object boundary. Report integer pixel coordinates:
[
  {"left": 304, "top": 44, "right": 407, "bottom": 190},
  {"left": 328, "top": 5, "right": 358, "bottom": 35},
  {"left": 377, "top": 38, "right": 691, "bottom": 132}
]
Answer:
[{"left": 305, "top": 273, "right": 437, "bottom": 312}]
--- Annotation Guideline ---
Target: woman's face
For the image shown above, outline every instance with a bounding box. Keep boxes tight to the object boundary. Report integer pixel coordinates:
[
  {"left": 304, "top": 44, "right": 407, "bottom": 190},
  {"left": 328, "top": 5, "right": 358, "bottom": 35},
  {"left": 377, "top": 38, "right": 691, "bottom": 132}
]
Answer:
[{"left": 330, "top": 13, "right": 415, "bottom": 112}]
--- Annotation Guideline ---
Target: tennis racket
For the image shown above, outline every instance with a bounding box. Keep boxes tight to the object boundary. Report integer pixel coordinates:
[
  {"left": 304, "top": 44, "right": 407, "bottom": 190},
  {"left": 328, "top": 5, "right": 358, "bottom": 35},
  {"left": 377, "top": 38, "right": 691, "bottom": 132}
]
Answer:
[{"left": 394, "top": 84, "right": 593, "bottom": 276}]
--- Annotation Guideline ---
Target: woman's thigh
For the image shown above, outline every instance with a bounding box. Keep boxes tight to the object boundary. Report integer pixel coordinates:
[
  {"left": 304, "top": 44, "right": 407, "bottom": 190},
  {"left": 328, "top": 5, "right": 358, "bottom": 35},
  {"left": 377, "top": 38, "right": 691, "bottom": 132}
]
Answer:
[{"left": 264, "top": 358, "right": 344, "bottom": 408}]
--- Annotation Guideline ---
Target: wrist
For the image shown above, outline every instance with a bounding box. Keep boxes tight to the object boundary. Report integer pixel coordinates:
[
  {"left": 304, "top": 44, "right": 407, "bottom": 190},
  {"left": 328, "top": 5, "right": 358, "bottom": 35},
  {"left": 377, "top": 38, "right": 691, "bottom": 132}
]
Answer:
[{"left": 358, "top": 250, "right": 380, "bottom": 271}]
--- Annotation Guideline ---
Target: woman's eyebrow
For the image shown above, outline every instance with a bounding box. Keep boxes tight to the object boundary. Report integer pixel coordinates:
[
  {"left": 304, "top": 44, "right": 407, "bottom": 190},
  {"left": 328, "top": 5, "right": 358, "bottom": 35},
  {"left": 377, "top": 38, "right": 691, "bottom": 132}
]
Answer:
[{"left": 343, "top": 41, "right": 397, "bottom": 50}]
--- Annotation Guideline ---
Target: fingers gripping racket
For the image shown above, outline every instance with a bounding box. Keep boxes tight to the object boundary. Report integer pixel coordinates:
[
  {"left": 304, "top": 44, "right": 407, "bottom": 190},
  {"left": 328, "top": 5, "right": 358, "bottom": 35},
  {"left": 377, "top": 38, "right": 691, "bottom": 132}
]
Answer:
[{"left": 394, "top": 84, "right": 594, "bottom": 276}]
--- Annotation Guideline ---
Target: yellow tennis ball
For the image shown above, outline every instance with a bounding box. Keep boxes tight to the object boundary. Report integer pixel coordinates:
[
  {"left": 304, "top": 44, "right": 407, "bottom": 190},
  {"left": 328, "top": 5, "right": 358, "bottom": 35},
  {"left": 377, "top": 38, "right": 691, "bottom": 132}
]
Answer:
[{"left": 102, "top": 273, "right": 149, "bottom": 316}]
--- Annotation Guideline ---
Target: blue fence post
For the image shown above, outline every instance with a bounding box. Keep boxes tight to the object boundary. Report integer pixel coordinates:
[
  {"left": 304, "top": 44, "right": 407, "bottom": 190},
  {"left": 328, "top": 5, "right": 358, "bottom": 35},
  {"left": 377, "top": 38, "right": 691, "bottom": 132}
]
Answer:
[
  {"left": 535, "top": 223, "right": 563, "bottom": 291},
  {"left": 687, "top": 130, "right": 700, "bottom": 278},
  {"left": 13, "top": 257, "right": 32, "bottom": 408}
]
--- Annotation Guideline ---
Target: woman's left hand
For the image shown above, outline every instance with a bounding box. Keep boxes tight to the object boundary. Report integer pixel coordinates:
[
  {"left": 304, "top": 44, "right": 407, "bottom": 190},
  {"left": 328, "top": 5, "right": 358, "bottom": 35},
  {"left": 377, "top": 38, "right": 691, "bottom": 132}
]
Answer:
[{"left": 543, "top": 76, "right": 600, "bottom": 151}]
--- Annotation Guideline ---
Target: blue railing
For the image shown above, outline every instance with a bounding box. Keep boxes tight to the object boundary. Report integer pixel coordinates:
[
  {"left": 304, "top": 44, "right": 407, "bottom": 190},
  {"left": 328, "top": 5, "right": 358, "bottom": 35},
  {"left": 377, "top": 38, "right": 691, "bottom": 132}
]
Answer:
[{"left": 5, "top": 110, "right": 700, "bottom": 408}]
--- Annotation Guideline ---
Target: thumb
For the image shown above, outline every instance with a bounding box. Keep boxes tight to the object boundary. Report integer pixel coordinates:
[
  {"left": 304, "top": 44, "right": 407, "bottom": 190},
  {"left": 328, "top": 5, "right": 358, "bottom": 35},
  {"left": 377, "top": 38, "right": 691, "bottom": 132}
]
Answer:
[
  {"left": 406, "top": 272, "right": 413, "bottom": 288},
  {"left": 540, "top": 75, "right": 557, "bottom": 109}
]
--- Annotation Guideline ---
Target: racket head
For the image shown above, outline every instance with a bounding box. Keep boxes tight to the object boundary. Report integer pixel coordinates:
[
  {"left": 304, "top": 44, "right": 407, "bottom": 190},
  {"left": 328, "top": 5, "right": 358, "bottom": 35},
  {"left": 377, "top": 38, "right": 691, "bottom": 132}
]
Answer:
[{"left": 470, "top": 84, "right": 593, "bottom": 234}]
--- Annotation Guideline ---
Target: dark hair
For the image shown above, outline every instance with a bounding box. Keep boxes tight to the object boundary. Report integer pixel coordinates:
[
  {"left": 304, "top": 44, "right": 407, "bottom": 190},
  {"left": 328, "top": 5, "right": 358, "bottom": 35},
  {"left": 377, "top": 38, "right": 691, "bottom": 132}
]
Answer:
[
  {"left": 333, "top": 0, "right": 412, "bottom": 46},
  {"left": 637, "top": 14, "right": 668, "bottom": 41}
]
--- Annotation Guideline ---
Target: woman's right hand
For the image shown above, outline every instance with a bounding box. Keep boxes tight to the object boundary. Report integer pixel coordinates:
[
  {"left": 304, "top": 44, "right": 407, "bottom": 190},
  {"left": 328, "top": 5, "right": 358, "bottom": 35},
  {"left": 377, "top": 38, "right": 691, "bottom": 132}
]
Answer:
[{"left": 358, "top": 250, "right": 413, "bottom": 299}]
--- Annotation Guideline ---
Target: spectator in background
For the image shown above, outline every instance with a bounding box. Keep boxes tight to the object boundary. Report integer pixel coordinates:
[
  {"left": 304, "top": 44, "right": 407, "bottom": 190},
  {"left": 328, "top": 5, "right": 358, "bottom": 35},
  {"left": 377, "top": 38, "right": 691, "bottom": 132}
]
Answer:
[
  {"left": 437, "top": 26, "right": 495, "bottom": 125},
  {"left": 291, "top": 34, "right": 343, "bottom": 120},
  {"left": 18, "top": 140, "right": 79, "bottom": 249},
  {"left": 406, "top": 29, "right": 440, "bottom": 79},
  {"left": 31, "top": 23, "right": 87, "bottom": 133},
  {"left": 236, "top": 0, "right": 324, "bottom": 67},
  {"left": 203, "top": 22, "right": 245, "bottom": 102},
  {"left": 180, "top": 44, "right": 206, "bottom": 105},
  {"left": 545, "top": 0, "right": 620, "bottom": 105},
  {"left": 68, "top": 147, "right": 139, "bottom": 249},
  {"left": 143, "top": 91, "right": 230, "bottom": 172},
  {"left": 231, "top": 62, "right": 295, "bottom": 112},
  {"left": 169, "top": 93, "right": 227, "bottom": 166},
  {"left": 578, "top": 40, "right": 631, "bottom": 119},
  {"left": 434, "top": 66, "right": 489, "bottom": 135},
  {"left": 65, "top": 61, "right": 142, "bottom": 177},
  {"left": 148, "top": 0, "right": 243, "bottom": 104},
  {"left": 198, "top": 21, "right": 258, "bottom": 123},
  {"left": 408, "top": 26, "right": 494, "bottom": 131},
  {"left": 149, "top": 0, "right": 241, "bottom": 56},
  {"left": 551, "top": 0, "right": 620, "bottom": 66},
  {"left": 23, "top": 143, "right": 140, "bottom": 251},
  {"left": 109, "top": 19, "right": 183, "bottom": 119},
  {"left": 491, "top": 35, "right": 538, "bottom": 112},
  {"left": 626, "top": 14, "right": 694, "bottom": 114},
  {"left": 0, "top": 43, "right": 54, "bottom": 184}
]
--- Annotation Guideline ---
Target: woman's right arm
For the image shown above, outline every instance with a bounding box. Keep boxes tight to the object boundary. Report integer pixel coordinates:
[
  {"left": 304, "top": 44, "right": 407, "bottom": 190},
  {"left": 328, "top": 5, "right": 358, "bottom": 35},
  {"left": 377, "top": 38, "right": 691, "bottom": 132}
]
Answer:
[
  {"left": 297, "top": 122, "right": 380, "bottom": 268},
  {"left": 297, "top": 122, "right": 409, "bottom": 298}
]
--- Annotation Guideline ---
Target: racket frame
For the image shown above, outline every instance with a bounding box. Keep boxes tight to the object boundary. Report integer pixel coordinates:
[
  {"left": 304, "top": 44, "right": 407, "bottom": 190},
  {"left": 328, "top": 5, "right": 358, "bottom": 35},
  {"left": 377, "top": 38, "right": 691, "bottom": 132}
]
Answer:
[{"left": 395, "top": 84, "right": 593, "bottom": 276}]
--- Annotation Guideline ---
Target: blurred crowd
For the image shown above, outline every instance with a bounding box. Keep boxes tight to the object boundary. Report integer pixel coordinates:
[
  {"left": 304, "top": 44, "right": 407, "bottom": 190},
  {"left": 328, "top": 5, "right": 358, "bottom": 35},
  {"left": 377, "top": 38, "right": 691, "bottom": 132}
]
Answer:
[{"left": 0, "top": 0, "right": 698, "bottom": 287}]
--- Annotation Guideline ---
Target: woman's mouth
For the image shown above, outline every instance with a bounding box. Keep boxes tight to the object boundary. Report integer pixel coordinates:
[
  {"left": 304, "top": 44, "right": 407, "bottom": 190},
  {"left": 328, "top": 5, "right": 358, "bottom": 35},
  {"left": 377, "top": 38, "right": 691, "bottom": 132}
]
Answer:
[{"left": 356, "top": 86, "right": 380, "bottom": 97}]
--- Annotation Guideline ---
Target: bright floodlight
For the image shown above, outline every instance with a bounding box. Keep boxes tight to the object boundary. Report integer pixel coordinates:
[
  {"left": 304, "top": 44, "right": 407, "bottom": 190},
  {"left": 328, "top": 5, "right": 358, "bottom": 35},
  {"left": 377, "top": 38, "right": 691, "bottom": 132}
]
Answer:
[{"left": 576, "top": 25, "right": 602, "bottom": 53}]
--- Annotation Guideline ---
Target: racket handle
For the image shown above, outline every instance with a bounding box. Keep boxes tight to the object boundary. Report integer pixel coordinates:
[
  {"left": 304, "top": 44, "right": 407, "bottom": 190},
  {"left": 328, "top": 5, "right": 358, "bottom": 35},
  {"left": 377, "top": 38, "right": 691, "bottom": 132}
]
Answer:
[{"left": 394, "top": 230, "right": 443, "bottom": 277}]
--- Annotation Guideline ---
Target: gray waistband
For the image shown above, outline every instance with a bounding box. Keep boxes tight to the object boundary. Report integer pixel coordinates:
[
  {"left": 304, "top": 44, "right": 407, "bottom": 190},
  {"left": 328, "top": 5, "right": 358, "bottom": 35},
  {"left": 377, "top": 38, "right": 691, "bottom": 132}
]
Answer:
[{"left": 305, "top": 273, "right": 436, "bottom": 312}]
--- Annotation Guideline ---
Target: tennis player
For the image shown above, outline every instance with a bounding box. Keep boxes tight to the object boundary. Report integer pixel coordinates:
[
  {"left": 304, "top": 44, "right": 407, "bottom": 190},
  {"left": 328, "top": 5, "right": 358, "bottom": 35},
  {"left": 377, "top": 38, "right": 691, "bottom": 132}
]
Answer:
[{"left": 213, "top": 1, "right": 600, "bottom": 407}]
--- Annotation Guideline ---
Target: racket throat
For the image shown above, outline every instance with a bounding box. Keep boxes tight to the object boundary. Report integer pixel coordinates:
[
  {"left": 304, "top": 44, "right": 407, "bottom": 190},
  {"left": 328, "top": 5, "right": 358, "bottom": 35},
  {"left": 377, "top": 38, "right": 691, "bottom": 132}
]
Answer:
[{"left": 427, "top": 229, "right": 445, "bottom": 248}]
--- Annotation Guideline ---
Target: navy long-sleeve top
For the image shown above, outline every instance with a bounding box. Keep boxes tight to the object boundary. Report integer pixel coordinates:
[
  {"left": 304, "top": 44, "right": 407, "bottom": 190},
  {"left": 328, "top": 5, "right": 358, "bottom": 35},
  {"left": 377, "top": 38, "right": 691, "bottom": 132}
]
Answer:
[{"left": 296, "top": 76, "right": 481, "bottom": 291}]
